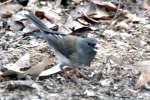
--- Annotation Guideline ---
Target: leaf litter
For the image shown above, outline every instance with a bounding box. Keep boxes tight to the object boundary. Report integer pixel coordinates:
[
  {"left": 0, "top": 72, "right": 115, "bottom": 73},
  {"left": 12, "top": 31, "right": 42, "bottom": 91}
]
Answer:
[{"left": 0, "top": 0, "right": 150, "bottom": 99}]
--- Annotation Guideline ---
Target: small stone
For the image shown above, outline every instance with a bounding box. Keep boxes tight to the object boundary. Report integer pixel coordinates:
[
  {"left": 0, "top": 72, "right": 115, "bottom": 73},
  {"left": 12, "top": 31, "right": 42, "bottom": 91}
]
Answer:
[
  {"left": 99, "top": 79, "right": 112, "bottom": 87},
  {"left": 84, "top": 90, "right": 95, "bottom": 97}
]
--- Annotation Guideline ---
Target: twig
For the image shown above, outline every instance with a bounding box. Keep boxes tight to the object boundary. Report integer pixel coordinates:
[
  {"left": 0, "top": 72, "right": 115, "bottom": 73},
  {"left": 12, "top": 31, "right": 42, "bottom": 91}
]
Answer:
[{"left": 0, "top": 0, "right": 12, "bottom": 6}]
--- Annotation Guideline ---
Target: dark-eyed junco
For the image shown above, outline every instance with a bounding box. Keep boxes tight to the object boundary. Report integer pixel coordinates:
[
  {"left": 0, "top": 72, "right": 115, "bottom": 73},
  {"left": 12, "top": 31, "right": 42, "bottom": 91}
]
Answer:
[{"left": 25, "top": 12, "right": 98, "bottom": 75}]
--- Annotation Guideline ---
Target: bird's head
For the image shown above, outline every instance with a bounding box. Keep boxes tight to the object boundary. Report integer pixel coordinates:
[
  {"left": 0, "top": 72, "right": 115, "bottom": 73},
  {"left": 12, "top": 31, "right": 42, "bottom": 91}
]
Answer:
[{"left": 83, "top": 38, "right": 99, "bottom": 52}]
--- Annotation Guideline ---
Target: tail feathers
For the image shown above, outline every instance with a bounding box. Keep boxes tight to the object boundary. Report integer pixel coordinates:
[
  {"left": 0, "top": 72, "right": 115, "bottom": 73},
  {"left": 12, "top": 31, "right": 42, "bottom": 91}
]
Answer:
[
  {"left": 25, "top": 12, "right": 68, "bottom": 57},
  {"left": 25, "top": 12, "right": 50, "bottom": 32},
  {"left": 41, "top": 32, "right": 58, "bottom": 48},
  {"left": 25, "top": 12, "right": 65, "bottom": 36}
]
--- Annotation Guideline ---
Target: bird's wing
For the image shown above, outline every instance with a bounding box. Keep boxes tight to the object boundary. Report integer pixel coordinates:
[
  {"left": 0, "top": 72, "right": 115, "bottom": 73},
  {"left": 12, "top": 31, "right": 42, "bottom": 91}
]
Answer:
[
  {"left": 25, "top": 12, "right": 74, "bottom": 58},
  {"left": 44, "top": 34, "right": 74, "bottom": 58}
]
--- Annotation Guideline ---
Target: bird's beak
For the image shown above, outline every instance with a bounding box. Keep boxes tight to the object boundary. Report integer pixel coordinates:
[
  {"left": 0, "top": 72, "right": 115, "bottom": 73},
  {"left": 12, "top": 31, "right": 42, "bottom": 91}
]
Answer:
[{"left": 94, "top": 43, "right": 101, "bottom": 52}]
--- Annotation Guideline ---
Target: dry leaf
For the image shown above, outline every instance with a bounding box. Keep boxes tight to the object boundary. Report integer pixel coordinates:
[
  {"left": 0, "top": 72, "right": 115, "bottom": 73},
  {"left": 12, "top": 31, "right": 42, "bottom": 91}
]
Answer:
[
  {"left": 35, "top": 9, "right": 61, "bottom": 24},
  {"left": 12, "top": 11, "right": 29, "bottom": 21},
  {"left": 0, "top": 3, "right": 22, "bottom": 18},
  {"left": 91, "top": 0, "right": 117, "bottom": 11},
  {"left": 2, "top": 51, "right": 54, "bottom": 79},
  {"left": 144, "top": 24, "right": 150, "bottom": 30},
  {"left": 136, "top": 60, "right": 150, "bottom": 68},
  {"left": 72, "top": 0, "right": 83, "bottom": 4},
  {"left": 64, "top": 15, "right": 89, "bottom": 32},
  {"left": 35, "top": 11, "right": 45, "bottom": 19},
  {"left": 83, "top": 2, "right": 111, "bottom": 23},
  {"left": 39, "top": 64, "right": 69, "bottom": 77},
  {"left": 134, "top": 67, "right": 150, "bottom": 90},
  {"left": 126, "top": 13, "right": 146, "bottom": 23},
  {"left": 62, "top": 68, "right": 84, "bottom": 78},
  {"left": 115, "top": 21, "right": 129, "bottom": 30},
  {"left": 27, "top": 0, "right": 37, "bottom": 5},
  {"left": 134, "top": 60, "right": 150, "bottom": 90},
  {"left": 2, "top": 53, "right": 30, "bottom": 75},
  {"left": 77, "top": 18, "right": 89, "bottom": 25},
  {"left": 25, "top": 51, "right": 54, "bottom": 79},
  {"left": 67, "top": 16, "right": 89, "bottom": 30}
]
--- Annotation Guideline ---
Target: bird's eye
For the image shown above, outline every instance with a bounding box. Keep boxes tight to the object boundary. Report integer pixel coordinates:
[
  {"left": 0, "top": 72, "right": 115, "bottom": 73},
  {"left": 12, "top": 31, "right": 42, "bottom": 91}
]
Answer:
[{"left": 88, "top": 43, "right": 96, "bottom": 48}]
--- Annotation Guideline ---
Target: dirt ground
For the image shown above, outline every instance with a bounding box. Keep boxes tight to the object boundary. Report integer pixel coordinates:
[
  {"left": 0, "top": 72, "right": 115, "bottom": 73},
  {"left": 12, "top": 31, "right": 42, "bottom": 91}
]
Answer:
[{"left": 0, "top": 0, "right": 150, "bottom": 100}]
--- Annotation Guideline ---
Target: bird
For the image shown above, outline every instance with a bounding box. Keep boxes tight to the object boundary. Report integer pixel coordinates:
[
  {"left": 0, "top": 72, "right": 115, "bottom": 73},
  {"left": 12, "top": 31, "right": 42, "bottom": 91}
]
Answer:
[{"left": 25, "top": 12, "right": 98, "bottom": 75}]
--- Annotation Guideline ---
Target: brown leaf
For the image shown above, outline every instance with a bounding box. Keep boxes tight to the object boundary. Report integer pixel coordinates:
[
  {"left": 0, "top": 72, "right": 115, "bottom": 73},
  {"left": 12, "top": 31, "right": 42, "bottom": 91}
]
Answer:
[
  {"left": 125, "top": 13, "right": 146, "bottom": 23},
  {"left": 134, "top": 60, "right": 150, "bottom": 90},
  {"left": 2, "top": 50, "right": 54, "bottom": 79},
  {"left": 115, "top": 21, "right": 129, "bottom": 30},
  {"left": 34, "top": 9, "right": 61, "bottom": 24},
  {"left": 91, "top": 0, "right": 117, "bottom": 11},
  {"left": 25, "top": 51, "right": 54, "bottom": 79},
  {"left": 62, "top": 68, "right": 86, "bottom": 79},
  {"left": 0, "top": 3, "right": 22, "bottom": 18},
  {"left": 82, "top": 3, "right": 112, "bottom": 23},
  {"left": 35, "top": 11, "right": 45, "bottom": 19},
  {"left": 134, "top": 67, "right": 150, "bottom": 90}
]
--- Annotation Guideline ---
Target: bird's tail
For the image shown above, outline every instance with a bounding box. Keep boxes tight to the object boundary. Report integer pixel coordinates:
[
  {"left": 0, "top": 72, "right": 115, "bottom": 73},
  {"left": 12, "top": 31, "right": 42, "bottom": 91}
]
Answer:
[
  {"left": 25, "top": 12, "right": 66, "bottom": 55},
  {"left": 25, "top": 12, "right": 64, "bottom": 35}
]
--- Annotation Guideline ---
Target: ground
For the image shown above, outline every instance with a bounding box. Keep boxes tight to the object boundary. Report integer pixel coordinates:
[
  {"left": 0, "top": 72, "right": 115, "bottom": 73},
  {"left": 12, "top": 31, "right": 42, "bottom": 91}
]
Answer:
[{"left": 0, "top": 0, "right": 150, "bottom": 100}]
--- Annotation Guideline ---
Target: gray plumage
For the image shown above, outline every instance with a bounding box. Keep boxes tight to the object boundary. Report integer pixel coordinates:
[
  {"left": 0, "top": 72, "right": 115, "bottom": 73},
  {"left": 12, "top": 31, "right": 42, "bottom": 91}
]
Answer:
[{"left": 25, "top": 12, "right": 97, "bottom": 68}]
